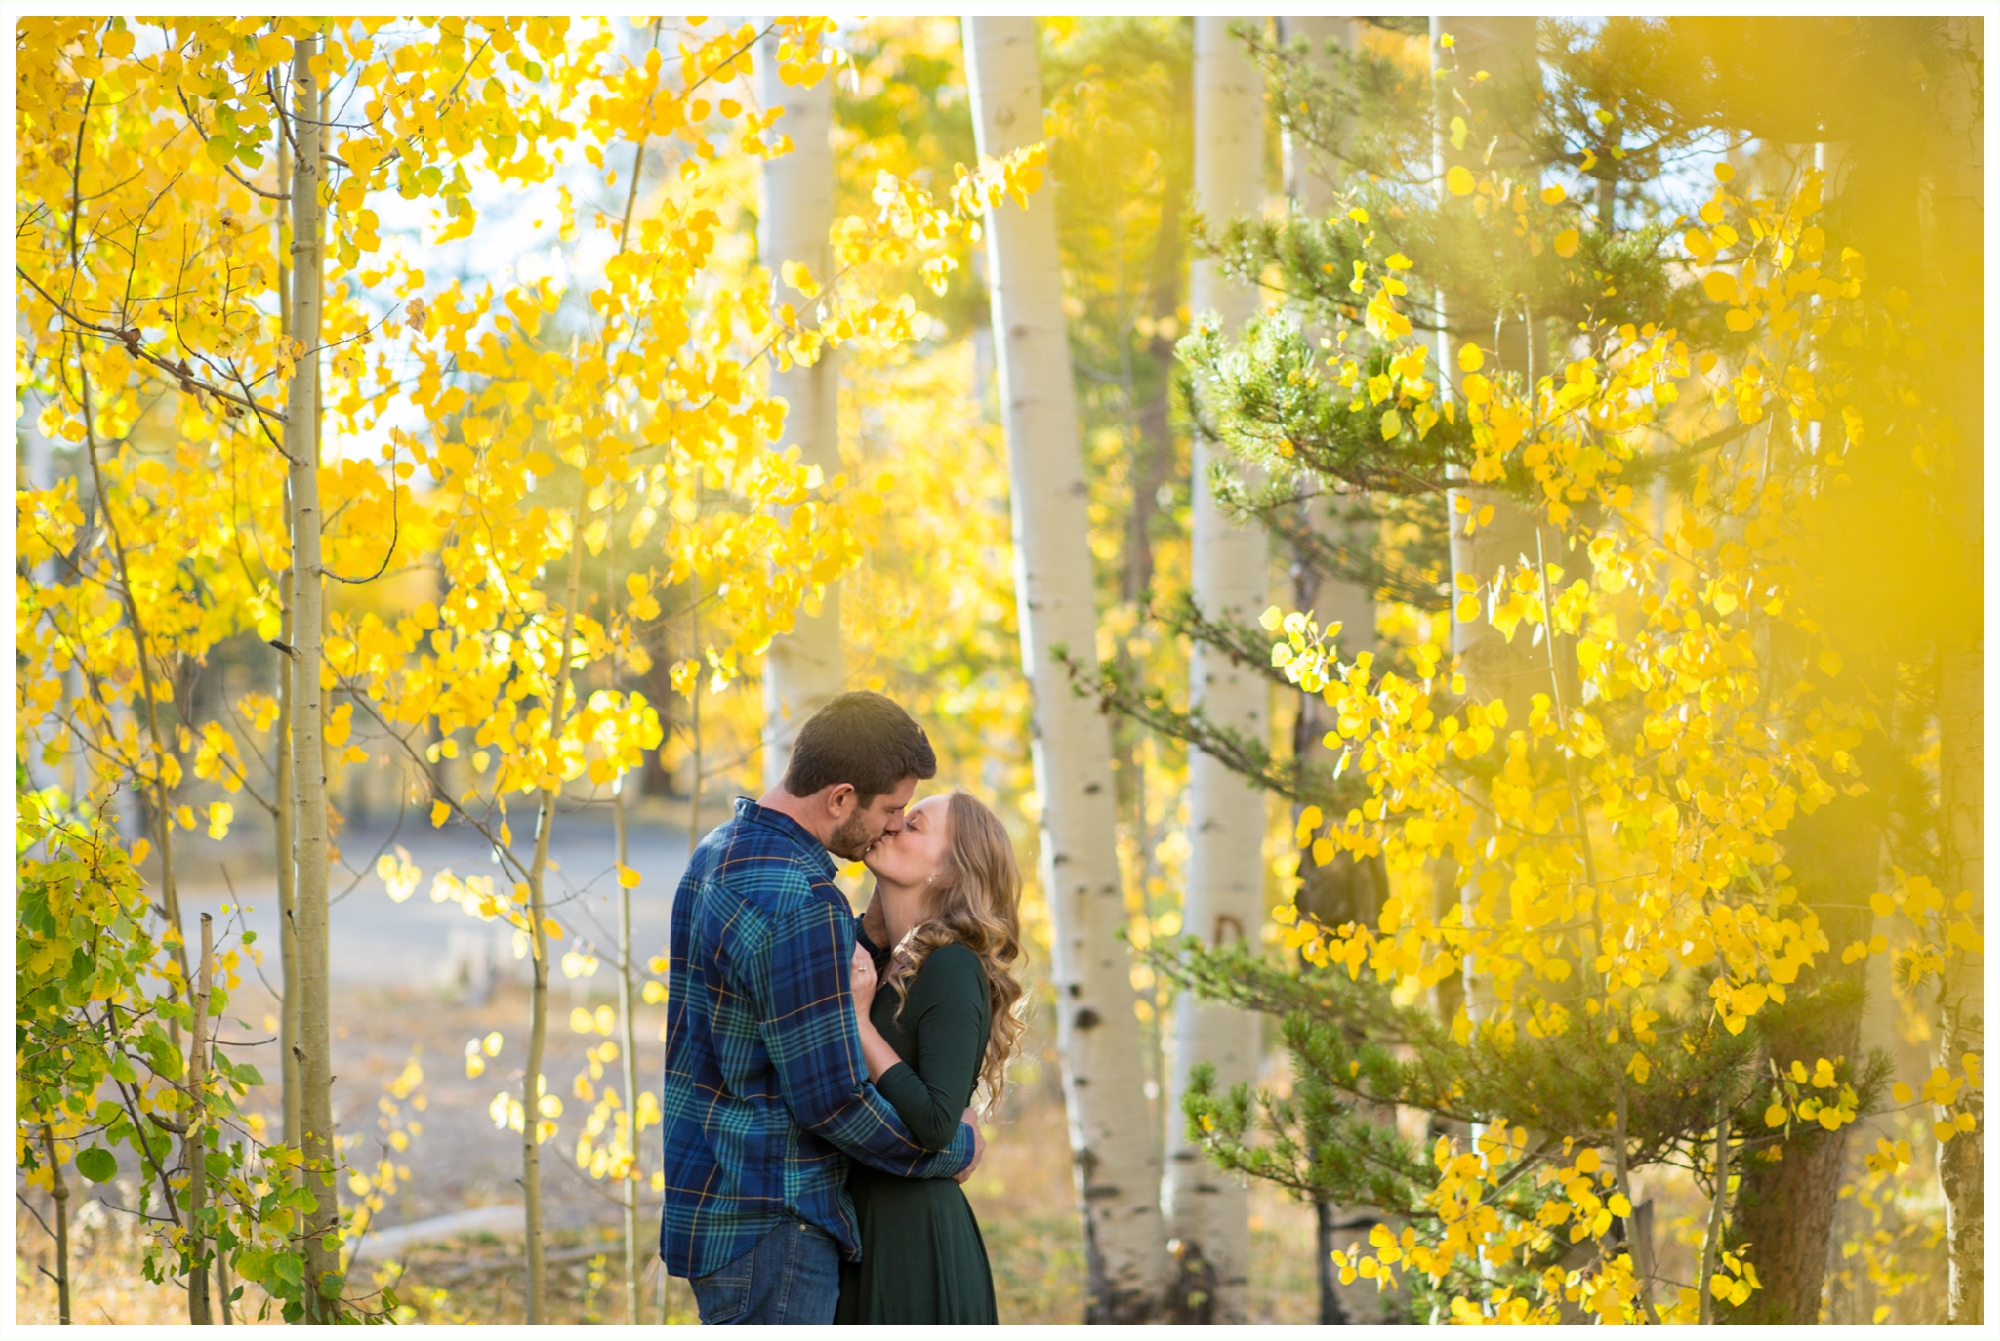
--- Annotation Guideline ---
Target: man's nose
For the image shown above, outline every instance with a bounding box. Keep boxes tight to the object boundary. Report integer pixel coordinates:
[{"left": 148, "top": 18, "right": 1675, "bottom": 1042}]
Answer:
[{"left": 884, "top": 812, "right": 907, "bottom": 832}]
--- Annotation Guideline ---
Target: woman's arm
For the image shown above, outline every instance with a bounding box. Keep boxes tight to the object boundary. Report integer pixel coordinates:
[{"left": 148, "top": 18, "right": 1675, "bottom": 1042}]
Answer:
[{"left": 869, "top": 945, "right": 990, "bottom": 1153}]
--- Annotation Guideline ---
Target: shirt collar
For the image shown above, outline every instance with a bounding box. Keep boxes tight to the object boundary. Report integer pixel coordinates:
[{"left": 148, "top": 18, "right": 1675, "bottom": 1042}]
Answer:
[{"left": 733, "top": 796, "right": 837, "bottom": 881}]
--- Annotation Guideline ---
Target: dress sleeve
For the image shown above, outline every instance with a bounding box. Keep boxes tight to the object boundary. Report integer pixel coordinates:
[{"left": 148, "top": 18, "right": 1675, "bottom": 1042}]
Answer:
[
  {"left": 749, "top": 893, "right": 973, "bottom": 1176},
  {"left": 871, "top": 944, "right": 992, "bottom": 1151}
]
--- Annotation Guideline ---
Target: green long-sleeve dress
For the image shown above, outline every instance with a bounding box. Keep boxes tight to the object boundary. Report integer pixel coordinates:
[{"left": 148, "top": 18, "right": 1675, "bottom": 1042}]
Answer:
[{"left": 835, "top": 940, "right": 999, "bottom": 1324}]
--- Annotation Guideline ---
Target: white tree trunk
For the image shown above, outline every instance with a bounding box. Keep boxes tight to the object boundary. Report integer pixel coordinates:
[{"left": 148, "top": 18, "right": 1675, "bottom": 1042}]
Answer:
[
  {"left": 963, "top": 17, "right": 1173, "bottom": 1323},
  {"left": 1280, "top": 14, "right": 1375, "bottom": 659},
  {"left": 759, "top": 39, "right": 845, "bottom": 788},
  {"left": 1165, "top": 18, "right": 1268, "bottom": 1322},
  {"left": 1429, "top": 19, "right": 1551, "bottom": 1033},
  {"left": 286, "top": 35, "right": 340, "bottom": 1320},
  {"left": 1432, "top": 15, "right": 1550, "bottom": 734}
]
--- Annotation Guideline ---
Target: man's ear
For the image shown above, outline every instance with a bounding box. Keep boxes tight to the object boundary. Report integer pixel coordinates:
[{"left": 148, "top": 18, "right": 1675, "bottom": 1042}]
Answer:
[{"left": 825, "top": 782, "right": 857, "bottom": 819}]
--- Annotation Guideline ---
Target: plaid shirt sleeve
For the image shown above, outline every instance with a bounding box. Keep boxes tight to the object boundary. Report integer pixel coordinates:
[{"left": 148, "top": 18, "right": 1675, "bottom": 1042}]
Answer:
[{"left": 752, "top": 890, "right": 974, "bottom": 1179}]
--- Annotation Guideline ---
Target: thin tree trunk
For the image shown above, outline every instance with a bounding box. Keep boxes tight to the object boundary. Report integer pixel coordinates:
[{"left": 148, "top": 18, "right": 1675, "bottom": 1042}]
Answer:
[
  {"left": 285, "top": 35, "right": 340, "bottom": 1321},
  {"left": 272, "top": 95, "right": 303, "bottom": 1180},
  {"left": 42, "top": 1125, "right": 70, "bottom": 1324},
  {"left": 186, "top": 913, "right": 214, "bottom": 1324},
  {"left": 758, "top": 33, "right": 845, "bottom": 788},
  {"left": 1929, "top": 14, "right": 1983, "bottom": 1324},
  {"left": 1697, "top": 1102, "right": 1730, "bottom": 1324},
  {"left": 521, "top": 497, "right": 589, "bottom": 1323},
  {"left": 615, "top": 768, "right": 642, "bottom": 1324},
  {"left": 964, "top": 16, "right": 1174, "bottom": 1323},
  {"left": 1165, "top": 21, "right": 1269, "bottom": 1322},
  {"left": 609, "top": 500, "right": 642, "bottom": 1326},
  {"left": 686, "top": 569, "right": 703, "bottom": 854}
]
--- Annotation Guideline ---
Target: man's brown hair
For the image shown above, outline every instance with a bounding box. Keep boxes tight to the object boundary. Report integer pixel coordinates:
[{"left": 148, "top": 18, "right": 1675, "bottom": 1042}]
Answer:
[{"left": 781, "top": 691, "right": 937, "bottom": 801}]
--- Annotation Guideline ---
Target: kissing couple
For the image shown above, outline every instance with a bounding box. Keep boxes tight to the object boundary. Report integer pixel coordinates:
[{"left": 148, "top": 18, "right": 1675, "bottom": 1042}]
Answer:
[{"left": 657, "top": 692, "right": 1026, "bottom": 1324}]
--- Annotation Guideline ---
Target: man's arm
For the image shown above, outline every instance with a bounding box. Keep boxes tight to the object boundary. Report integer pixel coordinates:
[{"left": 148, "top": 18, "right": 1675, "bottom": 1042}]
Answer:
[{"left": 751, "top": 891, "right": 973, "bottom": 1179}]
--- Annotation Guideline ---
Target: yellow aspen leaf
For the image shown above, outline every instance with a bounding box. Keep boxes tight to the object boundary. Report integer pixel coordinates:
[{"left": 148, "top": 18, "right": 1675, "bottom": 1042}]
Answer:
[
  {"left": 1554, "top": 228, "right": 1580, "bottom": 259},
  {"left": 617, "top": 864, "right": 642, "bottom": 888},
  {"left": 1457, "top": 342, "right": 1485, "bottom": 372},
  {"left": 1312, "top": 837, "right": 1335, "bottom": 868},
  {"left": 430, "top": 800, "right": 450, "bottom": 828},
  {"left": 1380, "top": 408, "right": 1403, "bottom": 440},
  {"left": 1456, "top": 595, "right": 1483, "bottom": 623},
  {"left": 1702, "top": 271, "right": 1740, "bottom": 303},
  {"left": 1446, "top": 165, "right": 1475, "bottom": 196},
  {"left": 1932, "top": 1120, "right": 1956, "bottom": 1144},
  {"left": 1765, "top": 1103, "right": 1788, "bottom": 1127}
]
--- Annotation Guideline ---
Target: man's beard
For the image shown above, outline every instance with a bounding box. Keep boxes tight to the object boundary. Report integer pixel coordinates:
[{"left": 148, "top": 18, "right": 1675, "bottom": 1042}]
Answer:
[{"left": 826, "top": 808, "right": 877, "bottom": 861}]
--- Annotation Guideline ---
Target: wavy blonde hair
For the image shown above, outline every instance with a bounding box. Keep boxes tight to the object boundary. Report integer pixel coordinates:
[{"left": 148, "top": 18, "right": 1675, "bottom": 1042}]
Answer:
[{"left": 881, "top": 791, "right": 1027, "bottom": 1115}]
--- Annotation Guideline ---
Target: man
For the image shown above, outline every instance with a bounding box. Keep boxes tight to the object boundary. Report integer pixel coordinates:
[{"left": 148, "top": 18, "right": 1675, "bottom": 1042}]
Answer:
[{"left": 658, "top": 691, "right": 984, "bottom": 1324}]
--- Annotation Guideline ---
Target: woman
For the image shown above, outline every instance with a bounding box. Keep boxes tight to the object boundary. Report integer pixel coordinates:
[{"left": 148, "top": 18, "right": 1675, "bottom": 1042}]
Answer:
[{"left": 837, "top": 790, "right": 1027, "bottom": 1324}]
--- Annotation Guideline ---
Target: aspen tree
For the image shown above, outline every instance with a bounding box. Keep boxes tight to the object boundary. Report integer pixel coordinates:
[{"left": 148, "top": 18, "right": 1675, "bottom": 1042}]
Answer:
[
  {"left": 759, "top": 30, "right": 846, "bottom": 786},
  {"left": 283, "top": 33, "right": 341, "bottom": 1320},
  {"left": 1428, "top": 15, "right": 1554, "bottom": 1039},
  {"left": 272, "top": 83, "right": 303, "bottom": 1184},
  {"left": 1166, "top": 18, "right": 1268, "bottom": 1321},
  {"left": 962, "top": 16, "right": 1174, "bottom": 1323}
]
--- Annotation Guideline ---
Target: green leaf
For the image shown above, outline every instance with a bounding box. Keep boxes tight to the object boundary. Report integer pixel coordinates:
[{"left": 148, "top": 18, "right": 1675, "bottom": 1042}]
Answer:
[
  {"left": 76, "top": 1146, "right": 118, "bottom": 1183},
  {"left": 205, "top": 134, "right": 237, "bottom": 167}
]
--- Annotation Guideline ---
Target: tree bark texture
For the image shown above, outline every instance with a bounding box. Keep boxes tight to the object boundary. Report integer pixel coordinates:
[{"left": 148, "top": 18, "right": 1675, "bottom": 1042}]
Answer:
[
  {"left": 42, "top": 1125, "right": 71, "bottom": 1324},
  {"left": 1724, "top": 788, "right": 1872, "bottom": 1324},
  {"left": 285, "top": 35, "right": 341, "bottom": 1322},
  {"left": 964, "top": 16, "right": 1174, "bottom": 1323},
  {"left": 272, "top": 101, "right": 303, "bottom": 1175},
  {"left": 1165, "top": 20, "right": 1270, "bottom": 1322},
  {"left": 758, "top": 37, "right": 845, "bottom": 789}
]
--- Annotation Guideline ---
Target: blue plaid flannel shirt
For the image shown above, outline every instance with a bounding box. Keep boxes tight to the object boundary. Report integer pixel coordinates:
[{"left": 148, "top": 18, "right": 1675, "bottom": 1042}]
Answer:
[{"left": 657, "top": 797, "right": 974, "bottom": 1279}]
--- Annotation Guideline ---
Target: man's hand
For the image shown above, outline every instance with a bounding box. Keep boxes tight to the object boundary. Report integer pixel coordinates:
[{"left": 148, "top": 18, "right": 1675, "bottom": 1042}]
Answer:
[{"left": 951, "top": 1106, "right": 986, "bottom": 1184}]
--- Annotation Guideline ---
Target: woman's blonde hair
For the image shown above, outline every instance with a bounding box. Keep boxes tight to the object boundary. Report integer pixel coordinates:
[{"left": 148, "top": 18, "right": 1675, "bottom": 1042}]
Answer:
[{"left": 881, "top": 791, "right": 1027, "bottom": 1115}]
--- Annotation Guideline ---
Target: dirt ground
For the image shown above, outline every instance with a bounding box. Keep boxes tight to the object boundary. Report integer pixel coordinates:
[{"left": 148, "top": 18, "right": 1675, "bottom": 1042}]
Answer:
[{"left": 15, "top": 978, "right": 1320, "bottom": 1326}]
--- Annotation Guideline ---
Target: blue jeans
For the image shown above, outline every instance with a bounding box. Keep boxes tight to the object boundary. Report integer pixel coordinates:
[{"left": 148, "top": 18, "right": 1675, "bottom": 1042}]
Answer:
[{"left": 688, "top": 1219, "right": 840, "bottom": 1325}]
